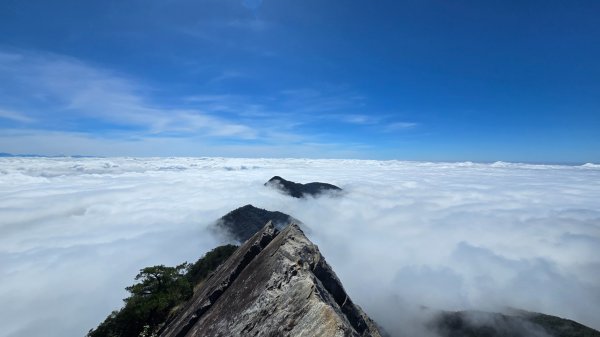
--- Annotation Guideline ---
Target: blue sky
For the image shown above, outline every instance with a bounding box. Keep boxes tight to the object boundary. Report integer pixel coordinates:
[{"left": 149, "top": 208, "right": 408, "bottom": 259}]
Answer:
[{"left": 0, "top": 0, "right": 598, "bottom": 162}]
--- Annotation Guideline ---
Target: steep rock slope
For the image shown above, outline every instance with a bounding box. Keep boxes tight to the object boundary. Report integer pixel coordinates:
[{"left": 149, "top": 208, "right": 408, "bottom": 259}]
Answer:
[
  {"left": 265, "top": 176, "right": 342, "bottom": 198},
  {"left": 160, "top": 222, "right": 382, "bottom": 337},
  {"left": 214, "top": 204, "right": 299, "bottom": 242}
]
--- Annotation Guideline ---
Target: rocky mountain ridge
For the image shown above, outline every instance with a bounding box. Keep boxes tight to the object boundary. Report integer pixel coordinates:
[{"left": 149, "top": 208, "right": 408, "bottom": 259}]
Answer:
[
  {"left": 88, "top": 176, "right": 600, "bottom": 337},
  {"left": 160, "top": 222, "right": 382, "bottom": 337}
]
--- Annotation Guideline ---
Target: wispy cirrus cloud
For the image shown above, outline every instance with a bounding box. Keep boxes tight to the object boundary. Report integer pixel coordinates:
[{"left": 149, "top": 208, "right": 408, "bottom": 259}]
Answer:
[
  {"left": 0, "top": 128, "right": 368, "bottom": 158},
  {"left": 342, "top": 114, "right": 380, "bottom": 125},
  {"left": 385, "top": 121, "right": 418, "bottom": 131},
  {"left": 208, "top": 70, "right": 247, "bottom": 83},
  {"left": 272, "top": 90, "right": 419, "bottom": 132},
  {"left": 0, "top": 50, "right": 257, "bottom": 139},
  {"left": 0, "top": 109, "right": 36, "bottom": 123},
  {"left": 0, "top": 50, "right": 376, "bottom": 157},
  {"left": 0, "top": 48, "right": 420, "bottom": 157},
  {"left": 334, "top": 113, "right": 419, "bottom": 133}
]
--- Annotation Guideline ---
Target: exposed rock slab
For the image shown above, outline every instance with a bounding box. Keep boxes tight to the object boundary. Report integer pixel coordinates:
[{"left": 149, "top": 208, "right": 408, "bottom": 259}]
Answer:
[
  {"left": 265, "top": 176, "right": 342, "bottom": 198},
  {"left": 214, "top": 204, "right": 300, "bottom": 242},
  {"left": 160, "top": 222, "right": 381, "bottom": 337}
]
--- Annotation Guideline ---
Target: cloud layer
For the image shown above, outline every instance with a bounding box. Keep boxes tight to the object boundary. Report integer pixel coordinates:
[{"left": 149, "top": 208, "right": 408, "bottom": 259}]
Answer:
[
  {"left": 0, "top": 157, "right": 599, "bottom": 336},
  {"left": 0, "top": 49, "right": 419, "bottom": 159}
]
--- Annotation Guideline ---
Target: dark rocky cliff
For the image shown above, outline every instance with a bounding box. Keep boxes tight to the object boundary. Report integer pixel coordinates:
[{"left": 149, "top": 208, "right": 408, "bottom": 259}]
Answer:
[
  {"left": 265, "top": 176, "right": 342, "bottom": 198},
  {"left": 430, "top": 310, "right": 600, "bottom": 337},
  {"left": 159, "top": 222, "right": 382, "bottom": 337},
  {"left": 214, "top": 204, "right": 299, "bottom": 242}
]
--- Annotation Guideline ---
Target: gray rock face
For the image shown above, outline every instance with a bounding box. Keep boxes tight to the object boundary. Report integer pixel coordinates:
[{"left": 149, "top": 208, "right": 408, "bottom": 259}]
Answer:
[{"left": 160, "top": 222, "right": 382, "bottom": 337}]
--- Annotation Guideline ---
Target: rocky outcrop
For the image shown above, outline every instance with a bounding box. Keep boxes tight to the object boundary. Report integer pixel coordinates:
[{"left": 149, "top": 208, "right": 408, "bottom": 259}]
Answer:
[
  {"left": 430, "top": 310, "right": 600, "bottom": 337},
  {"left": 160, "top": 222, "right": 382, "bottom": 337},
  {"left": 265, "top": 176, "right": 342, "bottom": 198},
  {"left": 214, "top": 204, "right": 300, "bottom": 242}
]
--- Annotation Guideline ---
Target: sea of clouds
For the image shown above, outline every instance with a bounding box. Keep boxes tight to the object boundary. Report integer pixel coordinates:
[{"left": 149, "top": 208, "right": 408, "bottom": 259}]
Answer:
[{"left": 1, "top": 157, "right": 599, "bottom": 337}]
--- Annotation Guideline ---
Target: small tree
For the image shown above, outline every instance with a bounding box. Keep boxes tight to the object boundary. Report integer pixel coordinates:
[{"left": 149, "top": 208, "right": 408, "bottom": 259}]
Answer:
[
  {"left": 88, "top": 264, "right": 191, "bottom": 337},
  {"left": 125, "top": 264, "right": 191, "bottom": 332},
  {"left": 126, "top": 264, "right": 190, "bottom": 299},
  {"left": 186, "top": 244, "right": 238, "bottom": 284},
  {"left": 88, "top": 245, "right": 238, "bottom": 337}
]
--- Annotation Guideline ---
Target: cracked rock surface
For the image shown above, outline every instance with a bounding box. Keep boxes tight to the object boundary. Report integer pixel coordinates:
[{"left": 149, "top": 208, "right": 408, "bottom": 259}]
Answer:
[{"left": 160, "top": 222, "right": 381, "bottom": 337}]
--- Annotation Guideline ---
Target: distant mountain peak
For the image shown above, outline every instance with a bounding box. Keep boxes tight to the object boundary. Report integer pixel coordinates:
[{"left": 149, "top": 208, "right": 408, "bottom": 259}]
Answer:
[
  {"left": 214, "top": 204, "right": 300, "bottom": 242},
  {"left": 265, "top": 176, "right": 342, "bottom": 198},
  {"left": 430, "top": 309, "right": 600, "bottom": 337}
]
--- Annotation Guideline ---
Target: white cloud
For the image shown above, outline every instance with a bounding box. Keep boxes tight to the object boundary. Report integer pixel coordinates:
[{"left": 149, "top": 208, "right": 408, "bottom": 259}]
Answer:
[
  {"left": 0, "top": 50, "right": 257, "bottom": 139},
  {"left": 0, "top": 129, "right": 366, "bottom": 158},
  {"left": 1, "top": 158, "right": 599, "bottom": 337},
  {"left": 1, "top": 49, "right": 392, "bottom": 156},
  {"left": 385, "top": 121, "right": 418, "bottom": 131},
  {"left": 343, "top": 114, "right": 380, "bottom": 125},
  {"left": 208, "top": 70, "right": 246, "bottom": 83},
  {"left": 0, "top": 109, "right": 35, "bottom": 123}
]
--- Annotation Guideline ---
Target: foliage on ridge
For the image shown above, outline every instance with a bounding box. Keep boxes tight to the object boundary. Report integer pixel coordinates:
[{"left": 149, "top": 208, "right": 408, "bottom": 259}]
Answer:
[{"left": 87, "top": 244, "right": 238, "bottom": 337}]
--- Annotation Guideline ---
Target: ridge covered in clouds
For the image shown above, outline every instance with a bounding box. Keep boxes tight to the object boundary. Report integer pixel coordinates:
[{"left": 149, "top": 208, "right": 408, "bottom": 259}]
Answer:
[{"left": 0, "top": 157, "right": 599, "bottom": 337}]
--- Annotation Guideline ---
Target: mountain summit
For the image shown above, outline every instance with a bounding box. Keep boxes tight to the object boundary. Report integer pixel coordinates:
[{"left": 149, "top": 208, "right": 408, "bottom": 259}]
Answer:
[
  {"left": 214, "top": 204, "right": 299, "bottom": 242},
  {"left": 159, "top": 222, "right": 382, "bottom": 337},
  {"left": 265, "top": 176, "right": 342, "bottom": 198}
]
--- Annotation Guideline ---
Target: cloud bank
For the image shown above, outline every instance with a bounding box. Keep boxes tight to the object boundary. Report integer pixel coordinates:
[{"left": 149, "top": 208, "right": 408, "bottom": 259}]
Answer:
[{"left": 0, "top": 157, "right": 599, "bottom": 336}]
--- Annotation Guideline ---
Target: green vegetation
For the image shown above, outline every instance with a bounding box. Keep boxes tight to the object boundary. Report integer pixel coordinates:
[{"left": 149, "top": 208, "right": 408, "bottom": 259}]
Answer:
[
  {"left": 186, "top": 244, "right": 237, "bottom": 285},
  {"left": 87, "top": 244, "right": 238, "bottom": 337},
  {"left": 529, "top": 313, "right": 600, "bottom": 337},
  {"left": 432, "top": 310, "right": 600, "bottom": 337}
]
